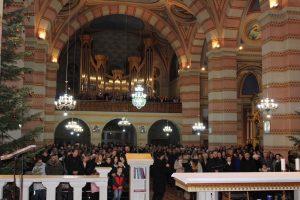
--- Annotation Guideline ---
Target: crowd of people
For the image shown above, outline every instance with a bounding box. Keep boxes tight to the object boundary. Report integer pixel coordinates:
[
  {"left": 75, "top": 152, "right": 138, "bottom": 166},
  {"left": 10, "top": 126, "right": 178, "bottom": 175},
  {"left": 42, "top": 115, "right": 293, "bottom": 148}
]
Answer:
[{"left": 2, "top": 143, "right": 299, "bottom": 200}]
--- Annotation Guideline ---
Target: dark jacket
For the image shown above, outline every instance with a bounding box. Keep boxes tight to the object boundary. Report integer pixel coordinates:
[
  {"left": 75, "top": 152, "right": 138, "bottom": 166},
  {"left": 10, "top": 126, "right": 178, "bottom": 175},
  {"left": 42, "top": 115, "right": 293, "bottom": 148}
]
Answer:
[
  {"left": 207, "top": 158, "right": 224, "bottom": 172},
  {"left": 45, "top": 160, "right": 64, "bottom": 175},
  {"left": 223, "top": 162, "right": 235, "bottom": 172},
  {"left": 240, "top": 158, "right": 257, "bottom": 172},
  {"left": 152, "top": 159, "right": 168, "bottom": 194},
  {"left": 66, "top": 156, "right": 84, "bottom": 175}
]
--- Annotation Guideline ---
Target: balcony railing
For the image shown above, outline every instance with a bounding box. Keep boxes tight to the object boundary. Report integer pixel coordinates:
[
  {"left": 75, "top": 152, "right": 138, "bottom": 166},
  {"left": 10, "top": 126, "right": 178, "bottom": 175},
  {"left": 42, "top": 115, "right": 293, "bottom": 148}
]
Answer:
[
  {"left": 75, "top": 100, "right": 182, "bottom": 113},
  {"left": 0, "top": 168, "right": 110, "bottom": 200}
]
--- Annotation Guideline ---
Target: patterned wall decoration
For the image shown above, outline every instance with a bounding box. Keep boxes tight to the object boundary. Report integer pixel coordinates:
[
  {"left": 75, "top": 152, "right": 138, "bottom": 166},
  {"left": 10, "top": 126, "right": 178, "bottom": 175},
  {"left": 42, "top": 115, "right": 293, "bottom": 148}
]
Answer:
[{"left": 247, "top": 22, "right": 261, "bottom": 41}]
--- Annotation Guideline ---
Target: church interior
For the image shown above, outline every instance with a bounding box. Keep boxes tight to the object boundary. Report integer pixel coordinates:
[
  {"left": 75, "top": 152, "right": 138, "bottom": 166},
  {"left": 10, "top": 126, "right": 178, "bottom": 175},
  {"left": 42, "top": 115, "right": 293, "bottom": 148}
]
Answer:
[{"left": 0, "top": 0, "right": 300, "bottom": 200}]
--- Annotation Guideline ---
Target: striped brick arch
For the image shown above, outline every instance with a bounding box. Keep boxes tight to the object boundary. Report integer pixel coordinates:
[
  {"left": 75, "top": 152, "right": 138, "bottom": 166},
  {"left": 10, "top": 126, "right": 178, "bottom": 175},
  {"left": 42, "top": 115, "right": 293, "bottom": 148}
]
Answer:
[
  {"left": 37, "top": 0, "right": 69, "bottom": 33},
  {"left": 50, "top": 5, "right": 186, "bottom": 68}
]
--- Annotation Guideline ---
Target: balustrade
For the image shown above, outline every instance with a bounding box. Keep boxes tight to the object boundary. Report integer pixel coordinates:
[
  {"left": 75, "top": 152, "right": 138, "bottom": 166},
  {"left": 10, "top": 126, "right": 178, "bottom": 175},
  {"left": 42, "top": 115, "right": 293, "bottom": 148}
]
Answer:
[
  {"left": 0, "top": 167, "right": 110, "bottom": 200},
  {"left": 75, "top": 100, "right": 182, "bottom": 113}
]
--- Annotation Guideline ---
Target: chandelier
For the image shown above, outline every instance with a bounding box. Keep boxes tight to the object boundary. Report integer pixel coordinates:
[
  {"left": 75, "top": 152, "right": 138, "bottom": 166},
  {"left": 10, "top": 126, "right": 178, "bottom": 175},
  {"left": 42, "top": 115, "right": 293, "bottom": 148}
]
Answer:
[
  {"left": 257, "top": 97, "right": 278, "bottom": 118},
  {"left": 192, "top": 122, "right": 206, "bottom": 136},
  {"left": 131, "top": 83, "right": 147, "bottom": 109},
  {"left": 65, "top": 121, "right": 83, "bottom": 132},
  {"left": 118, "top": 117, "right": 131, "bottom": 127},
  {"left": 54, "top": 92, "right": 76, "bottom": 110},
  {"left": 163, "top": 124, "right": 172, "bottom": 136}
]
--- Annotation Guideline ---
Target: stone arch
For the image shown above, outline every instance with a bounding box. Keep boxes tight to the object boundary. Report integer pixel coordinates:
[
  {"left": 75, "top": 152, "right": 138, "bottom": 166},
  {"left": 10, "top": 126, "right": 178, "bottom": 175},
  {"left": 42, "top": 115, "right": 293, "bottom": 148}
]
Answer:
[
  {"left": 102, "top": 118, "right": 137, "bottom": 146},
  {"left": 54, "top": 118, "right": 91, "bottom": 145},
  {"left": 221, "top": 0, "right": 249, "bottom": 48},
  {"left": 51, "top": 5, "right": 187, "bottom": 68},
  {"left": 37, "top": 0, "right": 69, "bottom": 33},
  {"left": 182, "top": 0, "right": 218, "bottom": 41},
  {"left": 148, "top": 119, "right": 180, "bottom": 145}
]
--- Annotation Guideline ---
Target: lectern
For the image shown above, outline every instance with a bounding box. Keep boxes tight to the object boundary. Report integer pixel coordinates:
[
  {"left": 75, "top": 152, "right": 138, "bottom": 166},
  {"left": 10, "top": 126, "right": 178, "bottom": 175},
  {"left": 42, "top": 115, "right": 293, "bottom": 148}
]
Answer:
[{"left": 126, "top": 153, "right": 153, "bottom": 200}]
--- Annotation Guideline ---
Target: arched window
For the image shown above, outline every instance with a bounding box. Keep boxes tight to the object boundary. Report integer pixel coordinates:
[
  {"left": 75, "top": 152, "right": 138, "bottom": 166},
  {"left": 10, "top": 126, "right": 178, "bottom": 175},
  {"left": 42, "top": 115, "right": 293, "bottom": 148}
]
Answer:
[{"left": 241, "top": 74, "right": 260, "bottom": 95}]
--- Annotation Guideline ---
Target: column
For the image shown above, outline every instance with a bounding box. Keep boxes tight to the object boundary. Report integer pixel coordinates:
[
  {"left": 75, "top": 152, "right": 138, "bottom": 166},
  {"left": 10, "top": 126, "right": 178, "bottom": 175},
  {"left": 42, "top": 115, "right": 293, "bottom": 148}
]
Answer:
[
  {"left": 295, "top": 190, "right": 300, "bottom": 200},
  {"left": 0, "top": 181, "right": 5, "bottom": 199},
  {"left": 259, "top": 0, "right": 300, "bottom": 154},
  {"left": 22, "top": 181, "right": 32, "bottom": 200},
  {"left": 179, "top": 69, "right": 201, "bottom": 145},
  {"left": 43, "top": 182, "right": 57, "bottom": 200},
  {"left": 23, "top": 1, "right": 47, "bottom": 142},
  {"left": 197, "top": 191, "right": 218, "bottom": 200},
  {"left": 44, "top": 62, "right": 59, "bottom": 144},
  {"left": 95, "top": 167, "right": 111, "bottom": 200},
  {"left": 98, "top": 183, "right": 108, "bottom": 200},
  {"left": 69, "top": 182, "right": 86, "bottom": 200},
  {"left": 207, "top": 50, "right": 238, "bottom": 147}
]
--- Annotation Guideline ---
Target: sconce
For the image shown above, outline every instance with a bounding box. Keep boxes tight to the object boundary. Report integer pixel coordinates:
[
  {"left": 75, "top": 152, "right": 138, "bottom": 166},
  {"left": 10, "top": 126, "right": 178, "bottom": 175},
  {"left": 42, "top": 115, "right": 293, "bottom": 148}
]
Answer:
[
  {"left": 92, "top": 125, "right": 101, "bottom": 133},
  {"left": 52, "top": 56, "right": 58, "bottom": 63},
  {"left": 269, "top": 0, "right": 279, "bottom": 8},
  {"left": 212, "top": 40, "right": 220, "bottom": 49},
  {"left": 38, "top": 30, "right": 46, "bottom": 40}
]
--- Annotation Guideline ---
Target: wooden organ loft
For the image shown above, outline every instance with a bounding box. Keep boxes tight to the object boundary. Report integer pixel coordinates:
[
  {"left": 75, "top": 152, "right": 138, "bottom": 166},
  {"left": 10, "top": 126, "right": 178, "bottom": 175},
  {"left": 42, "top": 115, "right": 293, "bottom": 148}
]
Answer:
[{"left": 79, "top": 35, "right": 157, "bottom": 99}]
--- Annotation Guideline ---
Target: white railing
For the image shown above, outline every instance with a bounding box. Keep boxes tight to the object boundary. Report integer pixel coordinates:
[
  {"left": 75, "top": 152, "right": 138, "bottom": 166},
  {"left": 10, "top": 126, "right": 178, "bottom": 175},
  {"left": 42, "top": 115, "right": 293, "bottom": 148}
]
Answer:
[{"left": 0, "top": 167, "right": 111, "bottom": 200}]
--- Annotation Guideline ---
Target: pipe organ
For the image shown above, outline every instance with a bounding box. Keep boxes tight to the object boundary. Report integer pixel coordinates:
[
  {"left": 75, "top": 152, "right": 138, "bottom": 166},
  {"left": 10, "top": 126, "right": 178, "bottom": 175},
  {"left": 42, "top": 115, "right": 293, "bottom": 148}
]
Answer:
[{"left": 79, "top": 34, "right": 156, "bottom": 98}]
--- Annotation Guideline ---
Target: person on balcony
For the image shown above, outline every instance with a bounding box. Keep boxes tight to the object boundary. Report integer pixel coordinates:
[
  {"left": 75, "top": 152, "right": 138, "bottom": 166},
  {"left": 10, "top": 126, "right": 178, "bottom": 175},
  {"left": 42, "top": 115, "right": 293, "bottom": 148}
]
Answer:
[
  {"left": 66, "top": 149, "right": 84, "bottom": 175},
  {"left": 45, "top": 153, "right": 64, "bottom": 175},
  {"left": 32, "top": 156, "right": 46, "bottom": 200}
]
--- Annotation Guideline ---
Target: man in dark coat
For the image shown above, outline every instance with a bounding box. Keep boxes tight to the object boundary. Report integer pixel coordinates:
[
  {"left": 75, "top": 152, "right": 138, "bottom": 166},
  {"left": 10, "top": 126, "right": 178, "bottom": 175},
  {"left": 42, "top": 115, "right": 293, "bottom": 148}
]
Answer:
[
  {"left": 206, "top": 151, "right": 225, "bottom": 172},
  {"left": 152, "top": 152, "right": 169, "bottom": 200},
  {"left": 240, "top": 152, "right": 257, "bottom": 172},
  {"left": 223, "top": 156, "right": 235, "bottom": 172},
  {"left": 66, "top": 149, "right": 84, "bottom": 175}
]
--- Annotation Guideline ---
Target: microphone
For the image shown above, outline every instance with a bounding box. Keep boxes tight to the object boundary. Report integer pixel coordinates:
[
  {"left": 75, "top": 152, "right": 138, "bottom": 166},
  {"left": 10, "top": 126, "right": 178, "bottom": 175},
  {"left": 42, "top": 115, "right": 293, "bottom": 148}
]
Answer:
[{"left": 0, "top": 145, "right": 37, "bottom": 161}]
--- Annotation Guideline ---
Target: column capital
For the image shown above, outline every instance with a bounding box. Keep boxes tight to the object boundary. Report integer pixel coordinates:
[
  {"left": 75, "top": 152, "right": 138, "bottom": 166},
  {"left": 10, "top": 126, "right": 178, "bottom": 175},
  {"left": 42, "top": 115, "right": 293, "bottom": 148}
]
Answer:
[
  {"left": 47, "top": 62, "right": 59, "bottom": 71},
  {"left": 178, "top": 68, "right": 202, "bottom": 76},
  {"left": 206, "top": 48, "right": 237, "bottom": 59}
]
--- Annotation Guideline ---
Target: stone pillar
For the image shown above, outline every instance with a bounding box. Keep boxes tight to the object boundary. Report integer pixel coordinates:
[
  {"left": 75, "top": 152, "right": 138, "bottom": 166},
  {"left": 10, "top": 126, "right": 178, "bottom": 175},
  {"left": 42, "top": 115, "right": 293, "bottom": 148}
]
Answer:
[
  {"left": 259, "top": 0, "right": 300, "bottom": 154},
  {"left": 179, "top": 69, "right": 201, "bottom": 145},
  {"left": 70, "top": 182, "right": 86, "bottom": 200},
  {"left": 44, "top": 62, "right": 59, "bottom": 144},
  {"left": 43, "top": 182, "right": 58, "bottom": 200},
  {"left": 207, "top": 50, "right": 238, "bottom": 147}
]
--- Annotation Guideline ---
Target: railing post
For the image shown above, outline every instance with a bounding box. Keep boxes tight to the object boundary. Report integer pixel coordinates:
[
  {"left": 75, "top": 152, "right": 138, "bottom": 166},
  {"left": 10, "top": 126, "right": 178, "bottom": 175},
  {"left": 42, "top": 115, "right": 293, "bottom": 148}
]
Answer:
[
  {"left": 0, "top": 181, "right": 6, "bottom": 199},
  {"left": 95, "top": 167, "right": 111, "bottom": 200},
  {"left": 69, "top": 181, "right": 86, "bottom": 200},
  {"left": 22, "top": 181, "right": 32, "bottom": 200},
  {"left": 43, "top": 181, "right": 57, "bottom": 200},
  {"left": 295, "top": 190, "right": 300, "bottom": 200}
]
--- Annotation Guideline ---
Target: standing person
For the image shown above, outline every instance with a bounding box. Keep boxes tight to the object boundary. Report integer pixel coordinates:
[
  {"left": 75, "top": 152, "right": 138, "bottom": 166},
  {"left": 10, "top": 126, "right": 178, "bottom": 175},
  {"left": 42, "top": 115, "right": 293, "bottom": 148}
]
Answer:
[
  {"left": 112, "top": 167, "right": 125, "bottom": 200},
  {"left": 240, "top": 152, "right": 257, "bottom": 172},
  {"left": 223, "top": 156, "right": 234, "bottom": 172},
  {"left": 67, "top": 149, "right": 84, "bottom": 175},
  {"left": 45, "top": 154, "right": 64, "bottom": 175},
  {"left": 152, "top": 153, "right": 169, "bottom": 200}
]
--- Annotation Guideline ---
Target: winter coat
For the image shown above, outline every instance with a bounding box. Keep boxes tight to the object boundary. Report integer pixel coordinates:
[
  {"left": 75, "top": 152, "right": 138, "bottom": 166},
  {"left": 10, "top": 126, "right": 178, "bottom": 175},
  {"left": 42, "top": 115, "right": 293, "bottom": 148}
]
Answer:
[{"left": 45, "top": 160, "right": 64, "bottom": 175}]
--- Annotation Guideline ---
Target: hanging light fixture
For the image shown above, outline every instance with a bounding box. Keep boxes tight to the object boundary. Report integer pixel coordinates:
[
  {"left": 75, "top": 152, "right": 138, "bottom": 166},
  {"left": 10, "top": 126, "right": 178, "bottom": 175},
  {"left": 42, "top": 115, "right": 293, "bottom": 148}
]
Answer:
[
  {"left": 65, "top": 120, "right": 83, "bottom": 133},
  {"left": 54, "top": 0, "right": 76, "bottom": 114},
  {"left": 131, "top": 83, "right": 147, "bottom": 109},
  {"left": 163, "top": 121, "right": 172, "bottom": 137},
  {"left": 257, "top": 97, "right": 278, "bottom": 118},
  {"left": 192, "top": 122, "right": 206, "bottom": 136},
  {"left": 118, "top": 117, "right": 131, "bottom": 127},
  {"left": 65, "top": 120, "right": 79, "bottom": 130}
]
